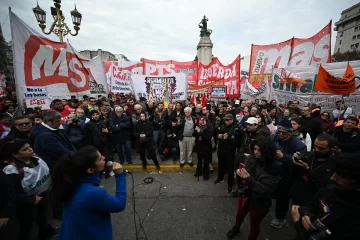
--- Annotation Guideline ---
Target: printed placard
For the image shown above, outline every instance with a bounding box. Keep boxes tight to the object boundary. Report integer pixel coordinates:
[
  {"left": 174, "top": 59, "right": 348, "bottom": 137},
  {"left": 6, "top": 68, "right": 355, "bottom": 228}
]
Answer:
[
  {"left": 25, "top": 98, "right": 51, "bottom": 109},
  {"left": 211, "top": 86, "right": 227, "bottom": 98},
  {"left": 23, "top": 86, "right": 48, "bottom": 99}
]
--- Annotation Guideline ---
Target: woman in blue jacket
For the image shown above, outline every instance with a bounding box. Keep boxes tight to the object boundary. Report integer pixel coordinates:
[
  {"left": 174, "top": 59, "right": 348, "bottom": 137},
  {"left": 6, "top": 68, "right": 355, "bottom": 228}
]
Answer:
[{"left": 52, "top": 146, "right": 127, "bottom": 240}]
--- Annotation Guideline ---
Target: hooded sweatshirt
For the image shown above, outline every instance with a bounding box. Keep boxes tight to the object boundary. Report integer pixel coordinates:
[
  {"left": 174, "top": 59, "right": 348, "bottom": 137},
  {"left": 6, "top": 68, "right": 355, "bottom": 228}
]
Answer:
[{"left": 59, "top": 173, "right": 127, "bottom": 240}]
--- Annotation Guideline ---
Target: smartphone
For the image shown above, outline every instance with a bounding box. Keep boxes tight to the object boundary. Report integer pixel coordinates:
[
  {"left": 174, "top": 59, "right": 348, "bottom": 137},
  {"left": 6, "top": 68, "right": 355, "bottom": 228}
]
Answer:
[{"left": 240, "top": 163, "right": 246, "bottom": 170}]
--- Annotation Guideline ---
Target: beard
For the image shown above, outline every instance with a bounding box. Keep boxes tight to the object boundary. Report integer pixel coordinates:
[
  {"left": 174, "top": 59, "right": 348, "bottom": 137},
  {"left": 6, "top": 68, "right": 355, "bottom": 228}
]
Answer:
[{"left": 315, "top": 151, "right": 332, "bottom": 159}]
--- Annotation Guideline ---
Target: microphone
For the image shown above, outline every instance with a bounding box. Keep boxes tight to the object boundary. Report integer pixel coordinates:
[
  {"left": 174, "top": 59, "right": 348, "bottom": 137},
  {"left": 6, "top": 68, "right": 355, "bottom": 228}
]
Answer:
[{"left": 106, "top": 161, "right": 129, "bottom": 175}]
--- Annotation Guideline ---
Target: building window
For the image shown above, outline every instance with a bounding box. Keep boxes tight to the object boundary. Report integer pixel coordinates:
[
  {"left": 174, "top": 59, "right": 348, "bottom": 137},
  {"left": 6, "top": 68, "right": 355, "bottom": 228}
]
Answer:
[
  {"left": 353, "top": 36, "right": 356, "bottom": 40},
  {"left": 351, "top": 44, "right": 355, "bottom": 48},
  {"left": 355, "top": 26, "right": 359, "bottom": 32},
  {"left": 340, "top": 32, "right": 343, "bottom": 37},
  {"left": 339, "top": 40, "right": 342, "bottom": 45},
  {"left": 358, "top": 34, "right": 360, "bottom": 39},
  {"left": 357, "top": 19, "right": 360, "bottom": 23},
  {"left": 356, "top": 43, "right": 359, "bottom": 48},
  {"left": 338, "top": 48, "right": 340, "bottom": 53}
]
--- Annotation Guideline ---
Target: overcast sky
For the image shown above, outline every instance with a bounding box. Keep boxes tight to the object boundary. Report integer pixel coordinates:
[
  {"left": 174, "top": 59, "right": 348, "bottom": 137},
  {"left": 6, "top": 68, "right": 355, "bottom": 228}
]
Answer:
[{"left": 1, "top": 0, "right": 359, "bottom": 64}]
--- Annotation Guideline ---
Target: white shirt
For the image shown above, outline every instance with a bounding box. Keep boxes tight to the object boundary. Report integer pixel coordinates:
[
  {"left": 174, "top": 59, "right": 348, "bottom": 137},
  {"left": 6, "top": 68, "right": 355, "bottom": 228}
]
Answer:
[{"left": 333, "top": 107, "right": 353, "bottom": 120}]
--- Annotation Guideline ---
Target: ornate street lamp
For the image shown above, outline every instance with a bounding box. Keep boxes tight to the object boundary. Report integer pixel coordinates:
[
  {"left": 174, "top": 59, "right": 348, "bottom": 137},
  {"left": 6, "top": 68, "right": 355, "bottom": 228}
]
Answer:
[{"left": 32, "top": 0, "right": 82, "bottom": 42}]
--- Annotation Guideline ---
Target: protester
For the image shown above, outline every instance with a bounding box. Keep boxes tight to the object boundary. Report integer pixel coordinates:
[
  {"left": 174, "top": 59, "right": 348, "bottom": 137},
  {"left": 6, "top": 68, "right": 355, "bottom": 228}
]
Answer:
[
  {"left": 0, "top": 170, "right": 17, "bottom": 240},
  {"left": 291, "top": 118, "right": 312, "bottom": 151},
  {"left": 50, "top": 99, "right": 71, "bottom": 123},
  {"left": 193, "top": 116, "right": 213, "bottom": 181},
  {"left": 319, "top": 111, "right": 335, "bottom": 133},
  {"left": 270, "top": 119, "right": 306, "bottom": 229},
  {"left": 329, "top": 116, "right": 360, "bottom": 152},
  {"left": 51, "top": 146, "right": 127, "bottom": 240},
  {"left": 227, "top": 137, "right": 279, "bottom": 240},
  {"left": 109, "top": 107, "right": 132, "bottom": 164},
  {"left": 332, "top": 100, "right": 354, "bottom": 122},
  {"left": 177, "top": 107, "right": 195, "bottom": 168},
  {"left": 215, "top": 114, "right": 237, "bottom": 192},
  {"left": 1, "top": 137, "right": 57, "bottom": 240},
  {"left": 301, "top": 106, "right": 322, "bottom": 148},
  {"left": 8, "top": 116, "right": 34, "bottom": 147},
  {"left": 134, "top": 112, "right": 161, "bottom": 170},
  {"left": 33, "top": 111, "right": 76, "bottom": 172}
]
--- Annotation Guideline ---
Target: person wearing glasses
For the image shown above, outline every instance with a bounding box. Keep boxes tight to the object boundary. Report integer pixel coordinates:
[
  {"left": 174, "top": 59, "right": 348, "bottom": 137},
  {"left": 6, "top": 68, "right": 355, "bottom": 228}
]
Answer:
[
  {"left": 269, "top": 119, "right": 306, "bottom": 229},
  {"left": 88, "top": 97, "right": 99, "bottom": 112},
  {"left": 319, "top": 111, "right": 335, "bottom": 133},
  {"left": 8, "top": 116, "right": 34, "bottom": 147},
  {"left": 332, "top": 100, "right": 354, "bottom": 123}
]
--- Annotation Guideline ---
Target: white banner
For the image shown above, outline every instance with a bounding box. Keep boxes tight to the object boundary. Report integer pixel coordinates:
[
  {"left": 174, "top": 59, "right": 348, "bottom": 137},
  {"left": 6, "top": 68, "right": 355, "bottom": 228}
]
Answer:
[
  {"left": 131, "top": 73, "right": 187, "bottom": 102},
  {"left": 110, "top": 72, "right": 133, "bottom": 94},
  {"left": 270, "top": 61, "right": 360, "bottom": 113},
  {"left": 241, "top": 78, "right": 270, "bottom": 100},
  {"left": 10, "top": 12, "right": 107, "bottom": 107}
]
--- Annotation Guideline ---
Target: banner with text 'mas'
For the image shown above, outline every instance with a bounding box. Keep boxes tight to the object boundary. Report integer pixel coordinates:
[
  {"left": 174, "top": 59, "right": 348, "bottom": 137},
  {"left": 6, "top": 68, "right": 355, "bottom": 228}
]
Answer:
[
  {"left": 131, "top": 73, "right": 187, "bottom": 104},
  {"left": 142, "top": 59, "right": 198, "bottom": 85},
  {"left": 249, "top": 21, "right": 332, "bottom": 89},
  {"left": 197, "top": 55, "right": 241, "bottom": 98},
  {"left": 10, "top": 12, "right": 108, "bottom": 107},
  {"left": 270, "top": 61, "right": 360, "bottom": 114},
  {"left": 103, "top": 61, "right": 143, "bottom": 94}
]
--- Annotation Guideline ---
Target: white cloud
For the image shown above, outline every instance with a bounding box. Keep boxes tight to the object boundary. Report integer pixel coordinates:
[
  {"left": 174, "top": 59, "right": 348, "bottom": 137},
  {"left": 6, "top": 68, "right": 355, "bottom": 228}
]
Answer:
[{"left": 1, "top": 0, "right": 359, "bottom": 64}]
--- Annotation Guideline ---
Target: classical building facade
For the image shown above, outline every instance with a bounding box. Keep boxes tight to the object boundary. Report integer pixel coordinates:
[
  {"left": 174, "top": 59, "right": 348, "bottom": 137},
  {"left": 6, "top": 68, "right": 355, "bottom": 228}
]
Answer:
[
  {"left": 334, "top": 2, "right": 360, "bottom": 53},
  {"left": 79, "top": 49, "right": 117, "bottom": 61}
]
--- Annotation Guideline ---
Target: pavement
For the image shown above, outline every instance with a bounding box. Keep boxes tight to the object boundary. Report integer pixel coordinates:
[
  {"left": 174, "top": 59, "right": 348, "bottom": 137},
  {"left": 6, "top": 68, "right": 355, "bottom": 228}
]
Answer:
[{"left": 50, "top": 171, "right": 296, "bottom": 240}]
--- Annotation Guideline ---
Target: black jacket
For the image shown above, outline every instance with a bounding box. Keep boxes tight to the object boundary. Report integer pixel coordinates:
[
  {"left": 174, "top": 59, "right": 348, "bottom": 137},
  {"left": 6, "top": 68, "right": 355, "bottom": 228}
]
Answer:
[
  {"left": 242, "top": 155, "right": 280, "bottom": 206},
  {"left": 84, "top": 119, "right": 108, "bottom": 148},
  {"left": 193, "top": 125, "right": 213, "bottom": 154},
  {"left": 290, "top": 152, "right": 334, "bottom": 205},
  {"left": 169, "top": 109, "right": 185, "bottom": 122},
  {"left": 302, "top": 117, "right": 322, "bottom": 146},
  {"left": 150, "top": 109, "right": 169, "bottom": 131},
  {"left": 294, "top": 185, "right": 360, "bottom": 240},
  {"left": 0, "top": 171, "right": 16, "bottom": 218},
  {"left": 218, "top": 122, "right": 237, "bottom": 153},
  {"left": 329, "top": 126, "right": 360, "bottom": 152},
  {"left": 134, "top": 119, "right": 155, "bottom": 150}
]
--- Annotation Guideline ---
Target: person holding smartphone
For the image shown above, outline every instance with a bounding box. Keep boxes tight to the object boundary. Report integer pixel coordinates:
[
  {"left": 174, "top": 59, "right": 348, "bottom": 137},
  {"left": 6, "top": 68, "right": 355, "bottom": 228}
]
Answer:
[{"left": 227, "top": 137, "right": 279, "bottom": 240}]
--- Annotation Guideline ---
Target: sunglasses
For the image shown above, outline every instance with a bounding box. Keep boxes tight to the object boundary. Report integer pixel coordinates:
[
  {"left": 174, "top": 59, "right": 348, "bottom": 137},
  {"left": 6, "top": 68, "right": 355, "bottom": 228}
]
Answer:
[
  {"left": 16, "top": 122, "right": 31, "bottom": 127},
  {"left": 90, "top": 100, "right": 96, "bottom": 103}
]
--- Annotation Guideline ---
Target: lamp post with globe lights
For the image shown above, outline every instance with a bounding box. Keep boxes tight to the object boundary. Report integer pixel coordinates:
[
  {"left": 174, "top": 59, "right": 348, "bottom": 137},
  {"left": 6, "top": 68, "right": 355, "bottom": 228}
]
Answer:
[{"left": 32, "top": 0, "right": 82, "bottom": 42}]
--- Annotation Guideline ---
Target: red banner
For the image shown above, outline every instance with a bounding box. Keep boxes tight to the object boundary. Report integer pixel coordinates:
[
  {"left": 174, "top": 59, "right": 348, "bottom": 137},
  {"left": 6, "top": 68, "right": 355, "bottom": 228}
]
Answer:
[
  {"left": 142, "top": 58, "right": 198, "bottom": 85},
  {"left": 249, "top": 21, "right": 332, "bottom": 88},
  {"left": 197, "top": 55, "right": 241, "bottom": 98}
]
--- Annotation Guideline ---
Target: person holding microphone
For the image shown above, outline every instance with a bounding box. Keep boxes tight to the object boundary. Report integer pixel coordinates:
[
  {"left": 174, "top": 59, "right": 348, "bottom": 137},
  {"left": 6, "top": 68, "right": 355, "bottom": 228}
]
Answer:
[{"left": 51, "top": 146, "right": 127, "bottom": 240}]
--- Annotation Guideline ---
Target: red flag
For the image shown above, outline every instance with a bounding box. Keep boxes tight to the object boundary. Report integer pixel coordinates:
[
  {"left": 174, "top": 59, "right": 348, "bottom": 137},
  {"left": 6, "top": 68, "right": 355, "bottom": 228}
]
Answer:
[
  {"left": 191, "top": 94, "right": 197, "bottom": 105},
  {"left": 201, "top": 94, "right": 207, "bottom": 107}
]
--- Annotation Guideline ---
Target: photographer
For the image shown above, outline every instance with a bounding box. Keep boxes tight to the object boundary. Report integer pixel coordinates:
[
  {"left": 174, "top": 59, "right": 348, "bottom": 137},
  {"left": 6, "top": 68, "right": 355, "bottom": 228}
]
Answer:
[
  {"left": 134, "top": 112, "right": 161, "bottom": 170},
  {"left": 193, "top": 116, "right": 214, "bottom": 181},
  {"left": 227, "top": 137, "right": 280, "bottom": 240},
  {"left": 291, "top": 152, "right": 360, "bottom": 240},
  {"left": 84, "top": 110, "right": 109, "bottom": 157},
  {"left": 63, "top": 113, "right": 85, "bottom": 149},
  {"left": 290, "top": 134, "right": 338, "bottom": 205}
]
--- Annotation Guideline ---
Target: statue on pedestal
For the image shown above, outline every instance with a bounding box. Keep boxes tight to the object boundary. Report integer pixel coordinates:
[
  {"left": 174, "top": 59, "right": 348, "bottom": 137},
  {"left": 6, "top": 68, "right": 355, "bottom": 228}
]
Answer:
[{"left": 198, "top": 15, "right": 212, "bottom": 37}]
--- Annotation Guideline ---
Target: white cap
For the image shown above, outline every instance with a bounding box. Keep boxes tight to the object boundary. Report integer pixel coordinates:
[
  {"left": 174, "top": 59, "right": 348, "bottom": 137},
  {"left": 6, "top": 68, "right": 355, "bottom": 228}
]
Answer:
[
  {"left": 246, "top": 117, "right": 258, "bottom": 125},
  {"left": 235, "top": 100, "right": 240, "bottom": 105}
]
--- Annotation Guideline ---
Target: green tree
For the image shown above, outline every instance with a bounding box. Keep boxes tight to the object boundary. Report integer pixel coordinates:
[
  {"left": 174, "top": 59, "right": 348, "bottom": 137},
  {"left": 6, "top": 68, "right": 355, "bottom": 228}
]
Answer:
[{"left": 332, "top": 50, "right": 360, "bottom": 62}]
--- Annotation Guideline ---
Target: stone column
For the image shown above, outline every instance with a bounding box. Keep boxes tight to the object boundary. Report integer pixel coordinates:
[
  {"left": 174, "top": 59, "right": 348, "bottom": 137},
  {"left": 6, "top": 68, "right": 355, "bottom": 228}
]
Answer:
[{"left": 197, "top": 35, "right": 213, "bottom": 65}]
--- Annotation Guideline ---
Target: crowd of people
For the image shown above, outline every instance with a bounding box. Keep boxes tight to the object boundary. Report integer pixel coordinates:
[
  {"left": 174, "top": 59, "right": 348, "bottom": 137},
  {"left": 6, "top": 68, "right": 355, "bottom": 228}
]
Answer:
[{"left": 0, "top": 93, "right": 360, "bottom": 240}]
